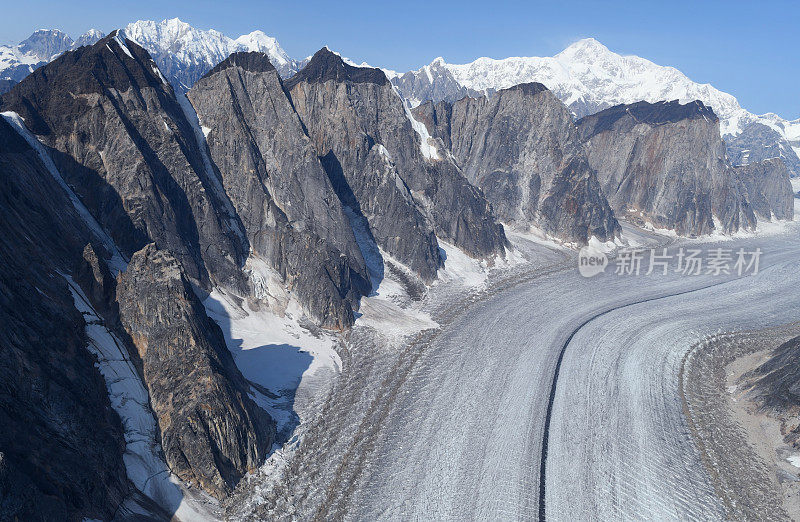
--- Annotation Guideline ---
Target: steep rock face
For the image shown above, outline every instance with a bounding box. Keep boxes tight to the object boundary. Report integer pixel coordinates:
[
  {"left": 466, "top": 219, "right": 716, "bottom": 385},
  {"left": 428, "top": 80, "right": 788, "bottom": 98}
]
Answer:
[
  {"left": 726, "top": 121, "right": 800, "bottom": 176},
  {"left": 116, "top": 243, "right": 275, "bottom": 499},
  {"left": 285, "top": 48, "right": 506, "bottom": 280},
  {"left": 188, "top": 52, "right": 369, "bottom": 327},
  {"left": 0, "top": 32, "right": 248, "bottom": 288},
  {"left": 735, "top": 158, "right": 794, "bottom": 221},
  {"left": 0, "top": 116, "right": 129, "bottom": 520},
  {"left": 577, "top": 100, "right": 756, "bottom": 235},
  {"left": 415, "top": 83, "right": 620, "bottom": 243}
]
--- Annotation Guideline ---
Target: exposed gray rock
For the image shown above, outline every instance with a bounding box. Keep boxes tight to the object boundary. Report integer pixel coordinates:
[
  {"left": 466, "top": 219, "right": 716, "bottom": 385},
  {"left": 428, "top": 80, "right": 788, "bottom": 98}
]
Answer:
[
  {"left": 285, "top": 48, "right": 506, "bottom": 281},
  {"left": 116, "top": 243, "right": 275, "bottom": 499},
  {"left": 0, "top": 116, "right": 129, "bottom": 520},
  {"left": 0, "top": 32, "right": 249, "bottom": 289},
  {"left": 726, "top": 121, "right": 800, "bottom": 176},
  {"left": 577, "top": 100, "right": 757, "bottom": 235},
  {"left": 188, "top": 51, "right": 370, "bottom": 328},
  {"left": 75, "top": 243, "right": 118, "bottom": 317},
  {"left": 391, "top": 57, "right": 482, "bottom": 106},
  {"left": 415, "top": 83, "right": 620, "bottom": 243},
  {"left": 2, "top": 35, "right": 281, "bottom": 506},
  {"left": 735, "top": 158, "right": 794, "bottom": 221},
  {"left": 390, "top": 46, "right": 800, "bottom": 178}
]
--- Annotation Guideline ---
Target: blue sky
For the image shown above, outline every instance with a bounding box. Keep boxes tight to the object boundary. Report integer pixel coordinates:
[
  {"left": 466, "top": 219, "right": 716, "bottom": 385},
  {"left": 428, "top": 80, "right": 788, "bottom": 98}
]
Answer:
[{"left": 3, "top": 0, "right": 798, "bottom": 118}]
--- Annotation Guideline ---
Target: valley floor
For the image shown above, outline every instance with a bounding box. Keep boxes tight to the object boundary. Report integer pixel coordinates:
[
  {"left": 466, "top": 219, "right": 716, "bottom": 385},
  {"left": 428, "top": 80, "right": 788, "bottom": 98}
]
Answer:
[{"left": 219, "top": 206, "right": 800, "bottom": 520}]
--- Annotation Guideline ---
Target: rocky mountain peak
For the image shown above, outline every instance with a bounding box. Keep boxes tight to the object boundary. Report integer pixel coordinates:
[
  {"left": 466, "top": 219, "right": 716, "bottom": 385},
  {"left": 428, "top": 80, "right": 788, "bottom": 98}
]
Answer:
[
  {"left": 202, "top": 50, "right": 276, "bottom": 79},
  {"left": 579, "top": 99, "right": 719, "bottom": 138},
  {"left": 575, "top": 99, "right": 777, "bottom": 235},
  {"left": 18, "top": 29, "right": 73, "bottom": 60},
  {"left": 424, "top": 85, "right": 620, "bottom": 243},
  {"left": 284, "top": 47, "right": 388, "bottom": 89},
  {"left": 117, "top": 243, "right": 275, "bottom": 499},
  {"left": 1, "top": 31, "right": 170, "bottom": 135},
  {"left": 500, "top": 81, "right": 549, "bottom": 97}
]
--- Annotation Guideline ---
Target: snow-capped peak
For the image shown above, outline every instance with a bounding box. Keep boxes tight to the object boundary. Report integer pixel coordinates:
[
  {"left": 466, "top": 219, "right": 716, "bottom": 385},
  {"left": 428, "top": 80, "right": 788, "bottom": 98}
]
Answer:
[
  {"left": 554, "top": 37, "right": 611, "bottom": 59},
  {"left": 391, "top": 38, "right": 800, "bottom": 175},
  {"left": 120, "top": 18, "right": 299, "bottom": 88},
  {"left": 73, "top": 29, "right": 105, "bottom": 49},
  {"left": 234, "top": 31, "right": 289, "bottom": 65}
]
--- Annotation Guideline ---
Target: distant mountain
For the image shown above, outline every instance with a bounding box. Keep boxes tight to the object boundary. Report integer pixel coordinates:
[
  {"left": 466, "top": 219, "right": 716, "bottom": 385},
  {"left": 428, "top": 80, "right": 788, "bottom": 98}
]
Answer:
[
  {"left": 120, "top": 18, "right": 300, "bottom": 89},
  {"left": 0, "top": 28, "right": 104, "bottom": 82},
  {"left": 72, "top": 28, "right": 104, "bottom": 48},
  {"left": 17, "top": 29, "right": 73, "bottom": 60},
  {"left": 391, "top": 38, "right": 800, "bottom": 176},
  {"left": 1, "top": 19, "right": 297, "bottom": 93}
]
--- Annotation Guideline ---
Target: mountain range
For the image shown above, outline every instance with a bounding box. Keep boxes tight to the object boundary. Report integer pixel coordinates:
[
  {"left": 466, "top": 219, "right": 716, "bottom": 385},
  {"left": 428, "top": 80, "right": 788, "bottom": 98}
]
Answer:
[
  {"left": 119, "top": 18, "right": 301, "bottom": 88},
  {"left": 390, "top": 38, "right": 800, "bottom": 177},
  {"left": 0, "top": 21, "right": 794, "bottom": 520},
  {"left": 0, "top": 28, "right": 104, "bottom": 84},
  {"left": 2, "top": 22, "right": 797, "bottom": 177}
]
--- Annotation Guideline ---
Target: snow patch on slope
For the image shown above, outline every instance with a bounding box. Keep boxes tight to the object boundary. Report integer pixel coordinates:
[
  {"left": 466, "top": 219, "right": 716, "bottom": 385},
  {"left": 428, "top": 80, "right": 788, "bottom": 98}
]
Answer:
[
  {"left": 112, "top": 33, "right": 134, "bottom": 59},
  {"left": 396, "top": 90, "right": 440, "bottom": 160},
  {"left": 64, "top": 276, "right": 217, "bottom": 521},
  {"left": 175, "top": 93, "right": 247, "bottom": 243},
  {"left": 203, "top": 277, "right": 343, "bottom": 435},
  {"left": 355, "top": 249, "right": 439, "bottom": 341}
]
